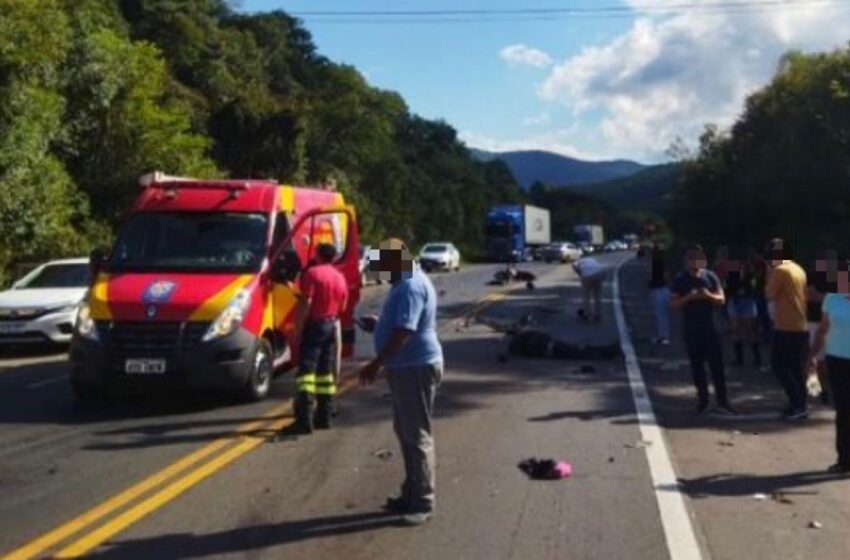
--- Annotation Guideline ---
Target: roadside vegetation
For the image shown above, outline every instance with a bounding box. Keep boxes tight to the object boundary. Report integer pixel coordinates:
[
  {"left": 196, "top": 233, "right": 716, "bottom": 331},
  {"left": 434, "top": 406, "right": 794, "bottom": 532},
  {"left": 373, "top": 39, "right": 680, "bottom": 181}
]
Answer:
[
  {"left": 0, "top": 0, "right": 523, "bottom": 284},
  {"left": 670, "top": 47, "right": 850, "bottom": 261}
]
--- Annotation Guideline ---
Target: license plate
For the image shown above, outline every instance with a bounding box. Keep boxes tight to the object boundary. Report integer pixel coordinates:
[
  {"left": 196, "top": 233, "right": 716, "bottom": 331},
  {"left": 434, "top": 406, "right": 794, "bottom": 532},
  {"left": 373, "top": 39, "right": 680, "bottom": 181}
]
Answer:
[
  {"left": 0, "top": 323, "right": 24, "bottom": 334},
  {"left": 125, "top": 359, "right": 167, "bottom": 375}
]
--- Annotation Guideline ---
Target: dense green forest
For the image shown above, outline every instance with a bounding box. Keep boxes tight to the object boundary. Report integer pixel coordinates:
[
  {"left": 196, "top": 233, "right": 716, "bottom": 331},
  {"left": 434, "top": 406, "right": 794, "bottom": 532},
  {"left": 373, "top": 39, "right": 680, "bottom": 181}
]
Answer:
[
  {"left": 0, "top": 0, "right": 522, "bottom": 284},
  {"left": 529, "top": 163, "right": 680, "bottom": 242},
  {"left": 526, "top": 182, "right": 653, "bottom": 241},
  {"left": 562, "top": 164, "right": 681, "bottom": 216},
  {"left": 670, "top": 47, "right": 850, "bottom": 263}
]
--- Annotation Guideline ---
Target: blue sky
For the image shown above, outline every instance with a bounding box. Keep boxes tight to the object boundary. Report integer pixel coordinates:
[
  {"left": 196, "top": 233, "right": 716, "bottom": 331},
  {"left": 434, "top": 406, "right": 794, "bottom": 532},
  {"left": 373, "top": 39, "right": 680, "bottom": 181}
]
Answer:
[{"left": 241, "top": 1, "right": 850, "bottom": 163}]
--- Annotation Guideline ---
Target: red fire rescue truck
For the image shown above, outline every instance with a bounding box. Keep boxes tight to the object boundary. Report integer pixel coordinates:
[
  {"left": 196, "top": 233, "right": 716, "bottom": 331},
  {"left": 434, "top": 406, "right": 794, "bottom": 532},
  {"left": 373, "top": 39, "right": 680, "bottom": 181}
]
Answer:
[{"left": 69, "top": 173, "right": 361, "bottom": 403}]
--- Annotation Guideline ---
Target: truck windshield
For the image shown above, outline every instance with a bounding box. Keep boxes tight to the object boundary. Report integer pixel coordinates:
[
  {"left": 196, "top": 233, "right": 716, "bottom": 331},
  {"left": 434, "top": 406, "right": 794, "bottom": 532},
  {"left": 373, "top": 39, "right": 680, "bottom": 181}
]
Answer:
[
  {"left": 110, "top": 212, "right": 269, "bottom": 273},
  {"left": 485, "top": 222, "right": 512, "bottom": 237}
]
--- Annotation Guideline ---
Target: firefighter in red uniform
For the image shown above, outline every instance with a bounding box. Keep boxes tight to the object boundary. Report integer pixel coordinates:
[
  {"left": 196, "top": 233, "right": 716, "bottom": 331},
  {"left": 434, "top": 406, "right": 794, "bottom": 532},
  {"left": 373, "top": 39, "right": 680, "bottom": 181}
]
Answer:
[{"left": 293, "top": 243, "right": 349, "bottom": 433}]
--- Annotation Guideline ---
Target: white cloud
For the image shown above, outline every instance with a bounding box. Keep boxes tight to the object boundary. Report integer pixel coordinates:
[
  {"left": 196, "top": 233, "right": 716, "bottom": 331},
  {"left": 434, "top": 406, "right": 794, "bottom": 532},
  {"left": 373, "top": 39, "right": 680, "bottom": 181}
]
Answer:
[
  {"left": 521, "top": 112, "right": 550, "bottom": 126},
  {"left": 459, "top": 130, "right": 606, "bottom": 161},
  {"left": 499, "top": 44, "right": 553, "bottom": 68},
  {"left": 538, "top": 0, "right": 850, "bottom": 159}
]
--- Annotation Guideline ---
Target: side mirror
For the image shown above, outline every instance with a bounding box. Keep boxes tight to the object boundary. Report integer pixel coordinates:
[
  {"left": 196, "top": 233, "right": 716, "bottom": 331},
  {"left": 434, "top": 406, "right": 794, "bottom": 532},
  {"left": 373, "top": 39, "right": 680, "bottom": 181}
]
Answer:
[
  {"left": 270, "top": 250, "right": 302, "bottom": 283},
  {"left": 89, "top": 247, "right": 107, "bottom": 278}
]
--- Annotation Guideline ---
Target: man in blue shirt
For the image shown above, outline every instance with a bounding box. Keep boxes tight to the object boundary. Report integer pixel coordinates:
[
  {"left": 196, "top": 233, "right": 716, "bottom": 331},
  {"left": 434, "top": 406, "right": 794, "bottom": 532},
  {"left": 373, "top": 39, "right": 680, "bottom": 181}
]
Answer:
[
  {"left": 671, "top": 245, "right": 737, "bottom": 416},
  {"left": 358, "top": 238, "right": 443, "bottom": 526}
]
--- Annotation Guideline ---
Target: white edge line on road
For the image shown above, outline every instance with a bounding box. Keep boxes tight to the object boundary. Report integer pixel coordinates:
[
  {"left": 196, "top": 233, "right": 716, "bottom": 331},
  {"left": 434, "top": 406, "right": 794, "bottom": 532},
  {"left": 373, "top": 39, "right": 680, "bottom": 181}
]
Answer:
[{"left": 613, "top": 261, "right": 705, "bottom": 560}]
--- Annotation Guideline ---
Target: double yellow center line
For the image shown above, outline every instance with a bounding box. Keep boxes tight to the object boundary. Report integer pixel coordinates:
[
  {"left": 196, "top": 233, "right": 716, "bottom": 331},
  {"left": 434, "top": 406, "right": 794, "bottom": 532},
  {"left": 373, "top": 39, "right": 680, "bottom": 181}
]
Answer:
[{"left": 2, "top": 281, "right": 520, "bottom": 559}]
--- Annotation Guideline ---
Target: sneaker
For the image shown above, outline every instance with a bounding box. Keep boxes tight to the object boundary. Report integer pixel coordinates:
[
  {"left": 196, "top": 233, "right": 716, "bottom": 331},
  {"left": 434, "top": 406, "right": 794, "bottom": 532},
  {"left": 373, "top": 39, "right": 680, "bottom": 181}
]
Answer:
[
  {"left": 784, "top": 409, "right": 809, "bottom": 421},
  {"left": 715, "top": 403, "right": 740, "bottom": 416},
  {"left": 400, "top": 510, "right": 433, "bottom": 526},
  {"left": 827, "top": 463, "right": 850, "bottom": 475}
]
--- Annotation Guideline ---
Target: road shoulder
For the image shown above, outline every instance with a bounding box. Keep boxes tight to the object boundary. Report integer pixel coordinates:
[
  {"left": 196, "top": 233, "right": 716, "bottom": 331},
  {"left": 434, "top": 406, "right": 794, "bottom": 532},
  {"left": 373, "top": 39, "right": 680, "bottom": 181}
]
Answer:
[{"left": 619, "top": 256, "right": 850, "bottom": 560}]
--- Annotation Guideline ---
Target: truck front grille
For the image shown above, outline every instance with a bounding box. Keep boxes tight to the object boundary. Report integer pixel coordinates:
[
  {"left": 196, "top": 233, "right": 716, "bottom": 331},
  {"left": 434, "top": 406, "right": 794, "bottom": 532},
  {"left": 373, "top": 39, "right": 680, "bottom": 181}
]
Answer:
[{"left": 97, "top": 321, "right": 210, "bottom": 367}]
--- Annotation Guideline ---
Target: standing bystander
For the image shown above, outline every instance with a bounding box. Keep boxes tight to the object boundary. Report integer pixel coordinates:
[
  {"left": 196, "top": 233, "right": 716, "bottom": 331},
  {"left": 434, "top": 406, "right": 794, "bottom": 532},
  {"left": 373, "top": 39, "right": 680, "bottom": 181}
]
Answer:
[
  {"left": 765, "top": 238, "right": 810, "bottom": 421},
  {"left": 724, "top": 250, "right": 762, "bottom": 367},
  {"left": 670, "top": 245, "right": 737, "bottom": 415},
  {"left": 807, "top": 260, "right": 850, "bottom": 473},
  {"left": 574, "top": 256, "right": 607, "bottom": 322},
  {"left": 291, "top": 243, "right": 349, "bottom": 434},
  {"left": 649, "top": 243, "right": 671, "bottom": 346},
  {"left": 358, "top": 238, "right": 444, "bottom": 526}
]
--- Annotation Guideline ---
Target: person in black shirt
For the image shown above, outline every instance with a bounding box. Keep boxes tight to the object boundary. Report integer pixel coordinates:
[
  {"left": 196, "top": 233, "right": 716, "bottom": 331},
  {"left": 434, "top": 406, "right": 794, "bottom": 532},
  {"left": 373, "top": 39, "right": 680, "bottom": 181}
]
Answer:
[
  {"left": 649, "top": 243, "right": 672, "bottom": 345},
  {"left": 724, "top": 250, "right": 762, "bottom": 367},
  {"left": 671, "top": 245, "right": 738, "bottom": 415}
]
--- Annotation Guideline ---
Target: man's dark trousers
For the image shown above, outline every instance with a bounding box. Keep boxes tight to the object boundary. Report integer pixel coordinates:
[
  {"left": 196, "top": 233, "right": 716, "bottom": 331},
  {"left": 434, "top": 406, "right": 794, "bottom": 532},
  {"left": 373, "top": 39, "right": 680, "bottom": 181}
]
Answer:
[
  {"left": 295, "top": 319, "right": 338, "bottom": 430},
  {"left": 684, "top": 328, "right": 728, "bottom": 406},
  {"left": 771, "top": 330, "right": 809, "bottom": 412}
]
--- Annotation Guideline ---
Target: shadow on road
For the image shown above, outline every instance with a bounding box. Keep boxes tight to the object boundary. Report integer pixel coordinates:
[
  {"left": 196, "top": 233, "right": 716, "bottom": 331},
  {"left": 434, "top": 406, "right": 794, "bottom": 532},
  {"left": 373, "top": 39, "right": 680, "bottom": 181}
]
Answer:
[
  {"left": 0, "top": 343, "right": 67, "bottom": 360},
  {"left": 676, "top": 470, "right": 846, "bottom": 498},
  {"left": 84, "top": 511, "right": 403, "bottom": 559}
]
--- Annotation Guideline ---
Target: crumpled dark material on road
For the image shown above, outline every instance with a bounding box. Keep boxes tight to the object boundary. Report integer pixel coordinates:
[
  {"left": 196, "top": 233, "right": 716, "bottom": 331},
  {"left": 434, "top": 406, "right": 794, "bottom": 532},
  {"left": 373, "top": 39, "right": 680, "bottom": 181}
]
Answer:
[
  {"left": 489, "top": 269, "right": 538, "bottom": 286},
  {"left": 518, "top": 458, "right": 573, "bottom": 480},
  {"left": 508, "top": 329, "right": 622, "bottom": 360}
]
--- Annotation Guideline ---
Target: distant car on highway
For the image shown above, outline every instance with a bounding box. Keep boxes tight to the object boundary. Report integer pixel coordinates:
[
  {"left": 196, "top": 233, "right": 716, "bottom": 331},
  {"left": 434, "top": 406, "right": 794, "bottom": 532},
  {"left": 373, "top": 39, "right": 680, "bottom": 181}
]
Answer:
[
  {"left": 418, "top": 242, "right": 461, "bottom": 272},
  {"left": 577, "top": 242, "right": 594, "bottom": 256},
  {"left": 0, "top": 258, "right": 90, "bottom": 346},
  {"left": 543, "top": 241, "right": 582, "bottom": 263},
  {"left": 604, "top": 240, "right": 628, "bottom": 252}
]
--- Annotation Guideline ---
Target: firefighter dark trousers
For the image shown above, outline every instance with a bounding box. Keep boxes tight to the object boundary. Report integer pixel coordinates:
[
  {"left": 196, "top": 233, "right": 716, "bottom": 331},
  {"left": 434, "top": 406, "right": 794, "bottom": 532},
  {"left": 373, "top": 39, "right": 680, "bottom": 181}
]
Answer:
[{"left": 295, "top": 319, "right": 338, "bottom": 430}]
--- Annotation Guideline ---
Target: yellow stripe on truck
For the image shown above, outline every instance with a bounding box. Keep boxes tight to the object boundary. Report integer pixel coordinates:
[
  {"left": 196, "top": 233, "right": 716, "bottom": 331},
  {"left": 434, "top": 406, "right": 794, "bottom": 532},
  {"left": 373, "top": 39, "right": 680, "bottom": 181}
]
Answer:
[
  {"left": 279, "top": 185, "right": 295, "bottom": 213},
  {"left": 188, "top": 275, "right": 254, "bottom": 322}
]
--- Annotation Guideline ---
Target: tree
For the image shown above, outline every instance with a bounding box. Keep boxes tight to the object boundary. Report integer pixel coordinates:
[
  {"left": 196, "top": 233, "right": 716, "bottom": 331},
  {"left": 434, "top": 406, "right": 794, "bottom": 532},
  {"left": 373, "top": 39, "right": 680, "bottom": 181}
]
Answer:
[
  {"left": 670, "top": 46, "right": 850, "bottom": 262},
  {"left": 0, "top": 0, "right": 93, "bottom": 283}
]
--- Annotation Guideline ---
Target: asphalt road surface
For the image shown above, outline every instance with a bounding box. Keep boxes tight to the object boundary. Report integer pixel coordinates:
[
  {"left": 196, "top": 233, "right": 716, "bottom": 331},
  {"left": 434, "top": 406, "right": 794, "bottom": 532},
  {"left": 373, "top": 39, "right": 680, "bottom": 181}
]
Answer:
[{"left": 0, "top": 254, "right": 668, "bottom": 559}]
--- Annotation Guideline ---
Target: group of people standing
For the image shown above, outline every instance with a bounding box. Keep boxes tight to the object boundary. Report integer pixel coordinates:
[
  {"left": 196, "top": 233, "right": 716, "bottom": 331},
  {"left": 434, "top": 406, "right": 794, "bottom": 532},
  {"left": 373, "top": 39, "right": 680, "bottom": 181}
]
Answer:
[{"left": 649, "top": 238, "right": 850, "bottom": 474}]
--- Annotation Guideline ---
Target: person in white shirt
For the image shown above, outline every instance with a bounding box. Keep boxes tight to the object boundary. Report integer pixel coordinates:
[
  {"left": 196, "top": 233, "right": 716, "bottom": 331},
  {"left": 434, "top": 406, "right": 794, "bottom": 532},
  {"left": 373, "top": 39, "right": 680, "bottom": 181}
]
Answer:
[{"left": 573, "top": 257, "right": 607, "bottom": 322}]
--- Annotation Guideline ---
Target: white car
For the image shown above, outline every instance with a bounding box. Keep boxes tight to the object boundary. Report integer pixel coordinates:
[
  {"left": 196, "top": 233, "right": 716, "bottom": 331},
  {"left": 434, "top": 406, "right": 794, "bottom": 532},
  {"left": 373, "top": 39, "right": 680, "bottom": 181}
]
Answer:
[
  {"left": 0, "top": 258, "right": 90, "bottom": 345},
  {"left": 418, "top": 243, "right": 461, "bottom": 272},
  {"left": 543, "top": 242, "right": 582, "bottom": 263}
]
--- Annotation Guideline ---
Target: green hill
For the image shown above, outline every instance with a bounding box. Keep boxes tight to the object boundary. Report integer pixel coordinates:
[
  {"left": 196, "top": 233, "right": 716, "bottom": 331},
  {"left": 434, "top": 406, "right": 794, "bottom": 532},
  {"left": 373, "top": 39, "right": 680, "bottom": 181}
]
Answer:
[
  {"left": 559, "top": 163, "right": 682, "bottom": 214},
  {"left": 471, "top": 149, "right": 645, "bottom": 189}
]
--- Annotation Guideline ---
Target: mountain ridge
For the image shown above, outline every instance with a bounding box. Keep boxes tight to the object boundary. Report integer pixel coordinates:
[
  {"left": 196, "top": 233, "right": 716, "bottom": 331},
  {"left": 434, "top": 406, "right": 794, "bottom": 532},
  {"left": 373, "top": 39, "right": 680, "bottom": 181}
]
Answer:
[{"left": 469, "top": 148, "right": 646, "bottom": 189}]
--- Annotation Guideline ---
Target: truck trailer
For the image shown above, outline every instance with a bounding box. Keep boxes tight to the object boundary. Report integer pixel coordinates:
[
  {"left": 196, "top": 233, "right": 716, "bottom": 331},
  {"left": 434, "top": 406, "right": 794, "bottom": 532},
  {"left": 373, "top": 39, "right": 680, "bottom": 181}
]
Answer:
[
  {"left": 573, "top": 224, "right": 605, "bottom": 249},
  {"left": 484, "top": 205, "right": 551, "bottom": 262}
]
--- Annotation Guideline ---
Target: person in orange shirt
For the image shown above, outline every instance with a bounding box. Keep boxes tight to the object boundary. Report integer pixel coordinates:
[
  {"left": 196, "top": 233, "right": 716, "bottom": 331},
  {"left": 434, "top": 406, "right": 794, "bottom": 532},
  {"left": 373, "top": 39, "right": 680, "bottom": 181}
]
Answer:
[{"left": 765, "top": 238, "right": 809, "bottom": 420}]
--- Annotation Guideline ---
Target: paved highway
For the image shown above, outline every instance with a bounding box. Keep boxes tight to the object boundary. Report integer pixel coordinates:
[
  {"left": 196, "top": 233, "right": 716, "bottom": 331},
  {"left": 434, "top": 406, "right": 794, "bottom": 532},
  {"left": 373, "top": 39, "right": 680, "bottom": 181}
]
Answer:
[{"left": 13, "top": 253, "right": 837, "bottom": 560}]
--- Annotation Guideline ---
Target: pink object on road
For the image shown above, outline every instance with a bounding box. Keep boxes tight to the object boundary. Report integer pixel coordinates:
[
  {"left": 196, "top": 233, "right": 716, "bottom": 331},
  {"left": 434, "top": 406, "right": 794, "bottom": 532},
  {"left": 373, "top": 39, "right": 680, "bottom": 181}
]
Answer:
[{"left": 553, "top": 461, "right": 573, "bottom": 479}]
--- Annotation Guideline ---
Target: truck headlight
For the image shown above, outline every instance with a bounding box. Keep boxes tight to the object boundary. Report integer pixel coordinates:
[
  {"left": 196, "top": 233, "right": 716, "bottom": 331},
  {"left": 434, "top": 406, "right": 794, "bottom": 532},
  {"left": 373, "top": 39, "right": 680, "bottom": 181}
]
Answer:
[
  {"left": 203, "top": 290, "right": 251, "bottom": 342},
  {"left": 75, "top": 303, "right": 99, "bottom": 341}
]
